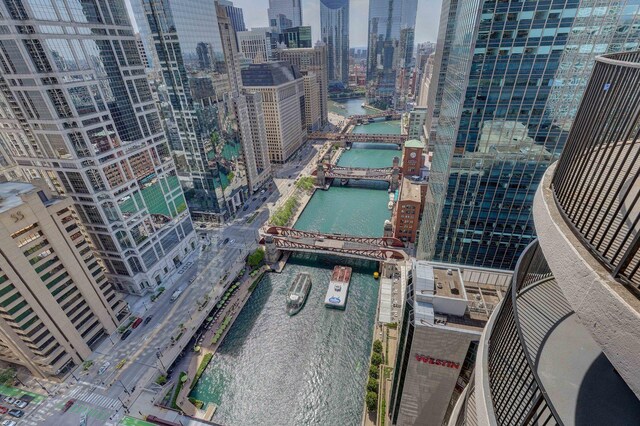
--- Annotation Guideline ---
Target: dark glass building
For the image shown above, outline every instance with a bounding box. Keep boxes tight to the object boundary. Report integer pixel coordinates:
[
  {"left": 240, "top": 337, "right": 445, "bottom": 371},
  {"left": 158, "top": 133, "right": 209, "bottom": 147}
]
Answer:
[
  {"left": 321, "top": 0, "right": 349, "bottom": 86},
  {"left": 279, "top": 26, "right": 312, "bottom": 49},
  {"left": 419, "top": 0, "right": 640, "bottom": 270}
]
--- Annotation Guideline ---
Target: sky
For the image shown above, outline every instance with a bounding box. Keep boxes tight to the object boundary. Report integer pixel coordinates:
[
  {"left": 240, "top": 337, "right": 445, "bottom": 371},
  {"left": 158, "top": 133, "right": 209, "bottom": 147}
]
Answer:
[{"left": 125, "top": 0, "right": 442, "bottom": 48}]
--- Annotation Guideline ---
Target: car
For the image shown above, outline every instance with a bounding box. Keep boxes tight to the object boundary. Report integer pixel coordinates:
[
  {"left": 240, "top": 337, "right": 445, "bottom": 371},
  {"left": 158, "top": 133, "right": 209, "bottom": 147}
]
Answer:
[
  {"left": 14, "top": 400, "right": 27, "bottom": 409},
  {"left": 121, "top": 329, "right": 132, "bottom": 340},
  {"left": 223, "top": 238, "right": 229, "bottom": 245},
  {"left": 62, "top": 399, "right": 75, "bottom": 412},
  {"left": 131, "top": 317, "right": 143, "bottom": 329},
  {"left": 3, "top": 397, "right": 14, "bottom": 405},
  {"left": 288, "top": 175, "right": 292, "bottom": 178},
  {"left": 242, "top": 205, "right": 249, "bottom": 211},
  {"left": 0, "top": 406, "right": 8, "bottom": 414},
  {"left": 97, "top": 362, "right": 110, "bottom": 375},
  {"left": 199, "top": 224, "right": 206, "bottom": 228},
  {"left": 262, "top": 197, "right": 267, "bottom": 202},
  {"left": 2, "top": 420, "right": 17, "bottom": 426},
  {"left": 143, "top": 316, "right": 153, "bottom": 325},
  {"left": 8, "top": 409, "right": 23, "bottom": 418}
]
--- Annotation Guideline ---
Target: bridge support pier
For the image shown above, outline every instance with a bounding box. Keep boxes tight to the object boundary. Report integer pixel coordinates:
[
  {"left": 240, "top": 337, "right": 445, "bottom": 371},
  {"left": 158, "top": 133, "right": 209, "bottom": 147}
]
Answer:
[
  {"left": 316, "top": 163, "right": 326, "bottom": 187},
  {"left": 264, "top": 236, "right": 282, "bottom": 264}
]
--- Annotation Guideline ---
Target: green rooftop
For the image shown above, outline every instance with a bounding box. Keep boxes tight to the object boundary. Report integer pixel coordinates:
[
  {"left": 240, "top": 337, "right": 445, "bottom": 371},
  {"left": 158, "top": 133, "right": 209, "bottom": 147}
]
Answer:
[{"left": 404, "top": 139, "right": 425, "bottom": 148}]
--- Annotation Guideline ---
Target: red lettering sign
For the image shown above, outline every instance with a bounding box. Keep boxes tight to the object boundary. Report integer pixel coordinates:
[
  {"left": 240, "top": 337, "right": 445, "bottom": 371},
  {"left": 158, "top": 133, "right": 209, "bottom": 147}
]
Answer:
[{"left": 415, "top": 353, "right": 460, "bottom": 369}]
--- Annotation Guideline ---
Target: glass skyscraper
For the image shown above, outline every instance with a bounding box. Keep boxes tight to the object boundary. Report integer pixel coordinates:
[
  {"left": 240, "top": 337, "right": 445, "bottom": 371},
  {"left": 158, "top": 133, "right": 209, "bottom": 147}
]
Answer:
[
  {"left": 419, "top": 0, "right": 640, "bottom": 270},
  {"left": 268, "top": 0, "right": 302, "bottom": 31},
  {"left": 321, "top": 0, "right": 349, "bottom": 87},
  {"left": 0, "top": 0, "right": 197, "bottom": 294},
  {"left": 139, "top": 0, "right": 249, "bottom": 222},
  {"left": 366, "top": 0, "right": 418, "bottom": 109}
]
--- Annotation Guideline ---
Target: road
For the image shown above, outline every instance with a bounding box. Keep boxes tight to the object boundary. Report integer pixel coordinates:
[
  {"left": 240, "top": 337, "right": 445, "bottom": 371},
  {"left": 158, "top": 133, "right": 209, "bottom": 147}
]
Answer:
[{"left": 15, "top": 140, "right": 327, "bottom": 426}]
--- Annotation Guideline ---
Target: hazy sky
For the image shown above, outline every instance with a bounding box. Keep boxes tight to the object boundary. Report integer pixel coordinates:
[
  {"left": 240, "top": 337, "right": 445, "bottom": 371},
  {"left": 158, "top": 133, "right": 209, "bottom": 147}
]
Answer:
[{"left": 125, "top": 0, "right": 442, "bottom": 47}]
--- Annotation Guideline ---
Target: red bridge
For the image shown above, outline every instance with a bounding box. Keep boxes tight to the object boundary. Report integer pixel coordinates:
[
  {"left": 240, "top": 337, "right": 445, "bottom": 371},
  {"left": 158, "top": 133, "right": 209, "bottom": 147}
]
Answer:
[
  {"left": 308, "top": 132, "right": 405, "bottom": 145},
  {"left": 313, "top": 165, "right": 395, "bottom": 183},
  {"left": 260, "top": 227, "right": 408, "bottom": 262}
]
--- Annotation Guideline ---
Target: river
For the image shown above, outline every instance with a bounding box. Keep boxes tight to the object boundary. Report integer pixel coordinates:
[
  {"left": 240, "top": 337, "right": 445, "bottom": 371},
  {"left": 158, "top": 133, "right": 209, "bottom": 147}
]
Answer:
[{"left": 190, "top": 147, "right": 397, "bottom": 425}]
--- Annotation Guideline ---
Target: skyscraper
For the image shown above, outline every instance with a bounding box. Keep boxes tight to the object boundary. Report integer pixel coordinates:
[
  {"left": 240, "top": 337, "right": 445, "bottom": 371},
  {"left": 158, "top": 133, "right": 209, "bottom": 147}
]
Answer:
[
  {"left": 0, "top": 183, "right": 126, "bottom": 379},
  {"left": 419, "top": 0, "right": 640, "bottom": 270},
  {"left": 320, "top": 0, "right": 349, "bottom": 87},
  {"left": 268, "top": 0, "right": 302, "bottom": 31},
  {"left": 279, "top": 26, "right": 312, "bottom": 49},
  {"left": 217, "top": 0, "right": 246, "bottom": 33},
  {"left": 0, "top": 0, "right": 197, "bottom": 294},
  {"left": 366, "top": 0, "right": 418, "bottom": 109},
  {"left": 140, "top": 0, "right": 249, "bottom": 221},
  {"left": 449, "top": 51, "right": 640, "bottom": 425}
]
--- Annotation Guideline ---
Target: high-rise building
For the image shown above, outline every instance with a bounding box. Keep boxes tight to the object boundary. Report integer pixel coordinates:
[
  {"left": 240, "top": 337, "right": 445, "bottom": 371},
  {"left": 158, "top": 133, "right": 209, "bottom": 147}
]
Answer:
[
  {"left": 416, "top": 54, "right": 434, "bottom": 108},
  {"left": 0, "top": 182, "right": 126, "bottom": 379},
  {"left": 217, "top": 0, "right": 246, "bottom": 33},
  {"left": 0, "top": 0, "right": 197, "bottom": 294},
  {"left": 449, "top": 51, "right": 640, "bottom": 425},
  {"left": 407, "top": 107, "right": 428, "bottom": 141},
  {"left": 241, "top": 62, "right": 307, "bottom": 163},
  {"left": 279, "top": 26, "right": 312, "bottom": 49},
  {"left": 237, "top": 28, "right": 277, "bottom": 63},
  {"left": 140, "top": 0, "right": 251, "bottom": 221},
  {"left": 217, "top": 4, "right": 272, "bottom": 193},
  {"left": 276, "top": 44, "right": 329, "bottom": 130},
  {"left": 389, "top": 261, "right": 511, "bottom": 425},
  {"left": 320, "top": 0, "right": 349, "bottom": 87},
  {"left": 134, "top": 33, "right": 150, "bottom": 69},
  {"left": 419, "top": 0, "right": 640, "bottom": 270},
  {"left": 366, "top": 0, "right": 418, "bottom": 109},
  {"left": 268, "top": 0, "right": 302, "bottom": 31}
]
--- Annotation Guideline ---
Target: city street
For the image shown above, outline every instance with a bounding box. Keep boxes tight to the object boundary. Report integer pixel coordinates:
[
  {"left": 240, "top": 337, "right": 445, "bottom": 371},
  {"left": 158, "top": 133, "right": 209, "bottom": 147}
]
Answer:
[{"left": 11, "top": 140, "right": 325, "bottom": 426}]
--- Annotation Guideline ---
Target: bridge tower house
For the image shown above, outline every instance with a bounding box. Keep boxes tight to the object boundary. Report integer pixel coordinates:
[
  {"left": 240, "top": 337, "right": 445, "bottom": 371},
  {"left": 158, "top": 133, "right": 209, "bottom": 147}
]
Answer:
[
  {"left": 316, "top": 162, "right": 326, "bottom": 187},
  {"left": 390, "top": 165, "right": 400, "bottom": 192},
  {"left": 264, "top": 235, "right": 282, "bottom": 264}
]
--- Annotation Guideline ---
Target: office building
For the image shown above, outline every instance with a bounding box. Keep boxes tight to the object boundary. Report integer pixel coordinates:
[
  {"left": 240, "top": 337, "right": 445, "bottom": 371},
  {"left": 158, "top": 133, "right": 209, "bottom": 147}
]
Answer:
[
  {"left": 0, "top": 182, "right": 126, "bottom": 379},
  {"left": 135, "top": 33, "right": 150, "bottom": 69},
  {"left": 0, "top": 0, "right": 197, "bottom": 294},
  {"left": 268, "top": 0, "right": 302, "bottom": 31},
  {"left": 416, "top": 54, "right": 434, "bottom": 108},
  {"left": 390, "top": 261, "right": 510, "bottom": 425},
  {"left": 321, "top": 0, "right": 349, "bottom": 86},
  {"left": 217, "top": 5, "right": 272, "bottom": 192},
  {"left": 407, "top": 107, "right": 428, "bottom": 141},
  {"left": 237, "top": 28, "right": 277, "bottom": 62},
  {"left": 419, "top": 0, "right": 640, "bottom": 270},
  {"left": 279, "top": 26, "right": 312, "bottom": 49},
  {"left": 449, "top": 51, "right": 640, "bottom": 425},
  {"left": 140, "top": 0, "right": 250, "bottom": 222},
  {"left": 276, "top": 44, "right": 329, "bottom": 129},
  {"left": 366, "top": 0, "right": 418, "bottom": 109},
  {"left": 217, "top": 0, "right": 246, "bottom": 33},
  {"left": 241, "top": 62, "right": 306, "bottom": 163}
]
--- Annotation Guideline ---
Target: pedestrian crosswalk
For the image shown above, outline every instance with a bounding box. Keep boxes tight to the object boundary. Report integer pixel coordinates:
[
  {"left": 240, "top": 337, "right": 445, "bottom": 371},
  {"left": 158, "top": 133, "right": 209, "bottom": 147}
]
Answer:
[{"left": 66, "top": 386, "right": 120, "bottom": 409}]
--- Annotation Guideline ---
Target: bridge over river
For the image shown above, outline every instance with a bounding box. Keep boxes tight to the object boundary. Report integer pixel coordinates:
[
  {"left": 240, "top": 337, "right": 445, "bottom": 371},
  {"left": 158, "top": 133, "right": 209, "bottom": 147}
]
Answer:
[
  {"left": 259, "top": 226, "right": 408, "bottom": 263},
  {"left": 313, "top": 158, "right": 400, "bottom": 190}
]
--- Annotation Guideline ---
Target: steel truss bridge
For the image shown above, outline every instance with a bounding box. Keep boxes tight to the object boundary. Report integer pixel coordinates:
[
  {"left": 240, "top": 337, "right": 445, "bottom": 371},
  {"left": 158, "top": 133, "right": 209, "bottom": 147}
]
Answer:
[
  {"left": 308, "top": 132, "right": 405, "bottom": 145},
  {"left": 313, "top": 165, "right": 395, "bottom": 183},
  {"left": 260, "top": 226, "right": 408, "bottom": 262}
]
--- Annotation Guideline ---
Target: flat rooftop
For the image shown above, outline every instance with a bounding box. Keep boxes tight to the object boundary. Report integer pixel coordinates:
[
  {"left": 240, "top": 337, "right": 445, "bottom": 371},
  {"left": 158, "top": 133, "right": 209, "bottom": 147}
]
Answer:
[
  {"left": 432, "top": 267, "right": 465, "bottom": 299},
  {"left": 400, "top": 178, "right": 422, "bottom": 203}
]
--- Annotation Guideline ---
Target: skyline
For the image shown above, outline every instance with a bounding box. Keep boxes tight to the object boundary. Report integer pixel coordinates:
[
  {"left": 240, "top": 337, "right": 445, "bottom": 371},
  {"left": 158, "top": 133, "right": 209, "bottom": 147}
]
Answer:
[{"left": 125, "top": 0, "right": 441, "bottom": 47}]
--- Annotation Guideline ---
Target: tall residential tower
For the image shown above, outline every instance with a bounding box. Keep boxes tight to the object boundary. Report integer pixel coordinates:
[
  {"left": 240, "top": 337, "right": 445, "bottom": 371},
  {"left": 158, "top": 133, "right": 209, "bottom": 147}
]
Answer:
[
  {"left": 321, "top": 0, "right": 349, "bottom": 87},
  {"left": 419, "top": 0, "right": 640, "bottom": 270},
  {"left": 0, "top": 0, "right": 197, "bottom": 294}
]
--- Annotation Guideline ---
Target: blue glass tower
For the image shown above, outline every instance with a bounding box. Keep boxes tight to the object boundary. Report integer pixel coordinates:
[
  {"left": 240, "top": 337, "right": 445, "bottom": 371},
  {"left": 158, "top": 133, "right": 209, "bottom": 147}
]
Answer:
[{"left": 419, "top": 0, "right": 640, "bottom": 270}]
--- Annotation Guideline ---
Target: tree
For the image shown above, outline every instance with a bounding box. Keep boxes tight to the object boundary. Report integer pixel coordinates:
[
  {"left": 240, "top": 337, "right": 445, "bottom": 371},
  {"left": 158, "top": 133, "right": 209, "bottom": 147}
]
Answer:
[
  {"left": 372, "top": 339, "right": 383, "bottom": 354},
  {"left": 371, "top": 352, "right": 383, "bottom": 367},
  {"left": 366, "top": 391, "right": 378, "bottom": 412},
  {"left": 247, "top": 249, "right": 265, "bottom": 268},
  {"left": 369, "top": 365, "right": 379, "bottom": 379},
  {"left": 0, "top": 368, "right": 15, "bottom": 385},
  {"left": 367, "top": 377, "right": 379, "bottom": 393}
]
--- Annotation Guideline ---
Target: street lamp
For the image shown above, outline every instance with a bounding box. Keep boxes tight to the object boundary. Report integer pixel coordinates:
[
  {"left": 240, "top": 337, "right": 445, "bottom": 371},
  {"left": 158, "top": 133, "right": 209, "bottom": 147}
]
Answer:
[
  {"left": 116, "top": 395, "right": 130, "bottom": 413},
  {"left": 117, "top": 379, "right": 131, "bottom": 395},
  {"left": 156, "top": 348, "right": 167, "bottom": 372}
]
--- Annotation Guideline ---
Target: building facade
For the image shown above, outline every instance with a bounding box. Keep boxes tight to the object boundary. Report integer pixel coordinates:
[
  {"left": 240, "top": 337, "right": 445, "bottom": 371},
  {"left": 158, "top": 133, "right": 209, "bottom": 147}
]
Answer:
[
  {"left": 320, "top": 0, "right": 349, "bottom": 87},
  {"left": 0, "top": 183, "right": 126, "bottom": 379},
  {"left": 237, "top": 28, "right": 276, "bottom": 63},
  {"left": 241, "top": 62, "right": 306, "bottom": 163},
  {"left": 419, "top": 0, "right": 640, "bottom": 270},
  {"left": 217, "top": 0, "right": 246, "bottom": 33},
  {"left": 140, "top": 0, "right": 249, "bottom": 222},
  {"left": 0, "top": 0, "right": 197, "bottom": 294},
  {"left": 279, "top": 26, "right": 312, "bottom": 49},
  {"left": 407, "top": 107, "right": 428, "bottom": 141},
  {"left": 276, "top": 44, "right": 329, "bottom": 130},
  {"left": 268, "top": 0, "right": 302, "bottom": 31},
  {"left": 366, "top": 0, "right": 418, "bottom": 109},
  {"left": 390, "top": 261, "right": 509, "bottom": 425},
  {"left": 449, "top": 50, "right": 640, "bottom": 426}
]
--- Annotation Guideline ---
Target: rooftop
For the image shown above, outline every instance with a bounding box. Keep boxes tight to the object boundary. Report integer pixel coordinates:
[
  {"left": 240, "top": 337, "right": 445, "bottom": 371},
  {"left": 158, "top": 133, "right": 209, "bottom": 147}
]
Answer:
[
  {"left": 241, "top": 61, "right": 302, "bottom": 87},
  {"left": 404, "top": 139, "right": 425, "bottom": 149},
  {"left": 399, "top": 178, "right": 422, "bottom": 203},
  {"left": 0, "top": 182, "right": 40, "bottom": 214}
]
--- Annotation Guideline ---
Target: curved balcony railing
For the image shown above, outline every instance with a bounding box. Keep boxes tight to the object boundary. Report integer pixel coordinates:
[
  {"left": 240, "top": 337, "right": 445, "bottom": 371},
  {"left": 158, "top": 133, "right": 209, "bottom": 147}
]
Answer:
[
  {"left": 552, "top": 51, "right": 640, "bottom": 292},
  {"left": 487, "top": 241, "right": 561, "bottom": 426}
]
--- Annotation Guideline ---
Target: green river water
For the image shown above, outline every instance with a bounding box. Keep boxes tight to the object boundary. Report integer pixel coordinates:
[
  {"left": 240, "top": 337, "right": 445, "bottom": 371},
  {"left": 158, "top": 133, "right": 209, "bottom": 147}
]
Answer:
[{"left": 190, "top": 124, "right": 399, "bottom": 426}]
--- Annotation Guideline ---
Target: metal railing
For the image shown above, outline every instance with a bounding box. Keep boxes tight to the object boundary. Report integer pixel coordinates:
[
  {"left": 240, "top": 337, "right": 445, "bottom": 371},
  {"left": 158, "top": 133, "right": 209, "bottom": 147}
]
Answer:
[
  {"left": 552, "top": 51, "right": 640, "bottom": 292},
  {"left": 487, "top": 241, "right": 561, "bottom": 426}
]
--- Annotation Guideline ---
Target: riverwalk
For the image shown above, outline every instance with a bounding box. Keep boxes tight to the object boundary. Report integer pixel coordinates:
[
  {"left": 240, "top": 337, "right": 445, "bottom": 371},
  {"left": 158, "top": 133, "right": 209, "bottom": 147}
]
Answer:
[{"left": 176, "top": 265, "right": 270, "bottom": 419}]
